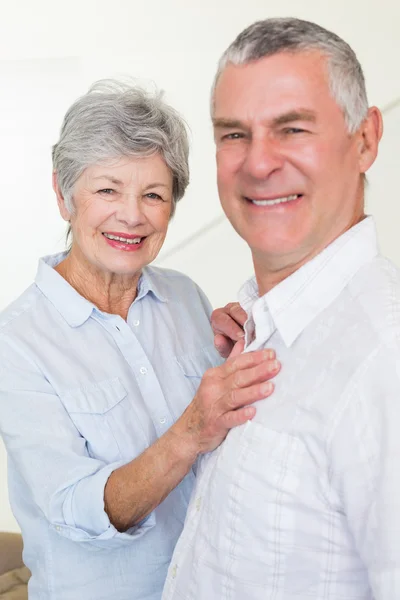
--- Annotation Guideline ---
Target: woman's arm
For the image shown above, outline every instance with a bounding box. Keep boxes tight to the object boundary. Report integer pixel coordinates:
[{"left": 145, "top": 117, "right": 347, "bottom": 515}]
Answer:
[
  {"left": 0, "top": 340, "right": 279, "bottom": 538},
  {"left": 104, "top": 345, "right": 279, "bottom": 531}
]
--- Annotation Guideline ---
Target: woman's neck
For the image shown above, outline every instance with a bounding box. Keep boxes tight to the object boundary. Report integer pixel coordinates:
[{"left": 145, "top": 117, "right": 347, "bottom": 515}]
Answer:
[{"left": 55, "top": 249, "right": 141, "bottom": 321}]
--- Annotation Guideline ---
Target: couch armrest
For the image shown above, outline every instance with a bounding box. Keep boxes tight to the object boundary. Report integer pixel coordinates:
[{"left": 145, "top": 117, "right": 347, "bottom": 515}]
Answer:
[{"left": 0, "top": 532, "right": 24, "bottom": 575}]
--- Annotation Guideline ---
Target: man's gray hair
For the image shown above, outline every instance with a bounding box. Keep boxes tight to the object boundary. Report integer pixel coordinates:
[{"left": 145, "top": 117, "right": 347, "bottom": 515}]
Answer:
[
  {"left": 212, "top": 17, "right": 368, "bottom": 133},
  {"left": 52, "top": 79, "right": 189, "bottom": 217}
]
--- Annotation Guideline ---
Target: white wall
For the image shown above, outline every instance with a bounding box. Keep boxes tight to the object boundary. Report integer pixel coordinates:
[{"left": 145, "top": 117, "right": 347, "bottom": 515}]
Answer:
[{"left": 1, "top": 0, "right": 399, "bottom": 532}]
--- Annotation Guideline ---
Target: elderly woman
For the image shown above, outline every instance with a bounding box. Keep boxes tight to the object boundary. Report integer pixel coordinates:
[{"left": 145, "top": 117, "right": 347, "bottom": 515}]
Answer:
[{"left": 0, "top": 81, "right": 278, "bottom": 600}]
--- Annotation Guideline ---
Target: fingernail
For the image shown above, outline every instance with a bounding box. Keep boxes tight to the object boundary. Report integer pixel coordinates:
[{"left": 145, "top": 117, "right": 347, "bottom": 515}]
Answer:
[
  {"left": 271, "top": 359, "right": 279, "bottom": 370},
  {"left": 261, "top": 381, "right": 273, "bottom": 394},
  {"left": 264, "top": 349, "right": 275, "bottom": 360},
  {"left": 244, "top": 407, "right": 255, "bottom": 418}
]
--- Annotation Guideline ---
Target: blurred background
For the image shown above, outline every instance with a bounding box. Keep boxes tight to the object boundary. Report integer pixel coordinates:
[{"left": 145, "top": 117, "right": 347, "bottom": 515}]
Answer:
[{"left": 0, "top": 0, "right": 399, "bottom": 531}]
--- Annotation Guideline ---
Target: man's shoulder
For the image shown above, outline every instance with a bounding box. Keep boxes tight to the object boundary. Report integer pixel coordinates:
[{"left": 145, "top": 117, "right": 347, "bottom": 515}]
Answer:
[{"left": 349, "top": 254, "right": 400, "bottom": 343}]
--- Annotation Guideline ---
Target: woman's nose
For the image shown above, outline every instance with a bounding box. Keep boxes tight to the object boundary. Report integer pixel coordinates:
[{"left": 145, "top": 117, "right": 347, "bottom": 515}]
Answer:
[{"left": 115, "top": 194, "right": 146, "bottom": 227}]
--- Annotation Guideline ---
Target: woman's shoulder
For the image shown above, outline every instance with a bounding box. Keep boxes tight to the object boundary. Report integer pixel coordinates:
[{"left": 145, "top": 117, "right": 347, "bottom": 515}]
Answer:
[
  {"left": 143, "top": 266, "right": 207, "bottom": 298},
  {"left": 145, "top": 265, "right": 195, "bottom": 283},
  {"left": 0, "top": 283, "right": 42, "bottom": 335},
  {"left": 143, "top": 265, "right": 213, "bottom": 316}
]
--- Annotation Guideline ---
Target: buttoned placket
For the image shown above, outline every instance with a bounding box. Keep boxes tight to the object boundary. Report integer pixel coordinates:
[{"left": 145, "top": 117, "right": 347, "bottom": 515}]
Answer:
[
  {"left": 246, "top": 302, "right": 276, "bottom": 352},
  {"left": 93, "top": 312, "right": 171, "bottom": 436}
]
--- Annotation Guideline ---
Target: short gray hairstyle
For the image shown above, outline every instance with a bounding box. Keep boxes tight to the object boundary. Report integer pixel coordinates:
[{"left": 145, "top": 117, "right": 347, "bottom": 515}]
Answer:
[
  {"left": 212, "top": 17, "right": 368, "bottom": 133},
  {"left": 52, "top": 79, "right": 190, "bottom": 217}
]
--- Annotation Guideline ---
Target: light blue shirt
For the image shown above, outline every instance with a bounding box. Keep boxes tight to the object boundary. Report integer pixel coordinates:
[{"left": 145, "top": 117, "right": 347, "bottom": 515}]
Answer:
[{"left": 0, "top": 252, "right": 222, "bottom": 600}]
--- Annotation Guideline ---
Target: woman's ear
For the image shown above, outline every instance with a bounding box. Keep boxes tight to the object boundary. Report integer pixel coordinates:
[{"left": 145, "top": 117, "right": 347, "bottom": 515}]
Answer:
[
  {"left": 358, "top": 106, "right": 383, "bottom": 174},
  {"left": 52, "top": 172, "right": 71, "bottom": 221}
]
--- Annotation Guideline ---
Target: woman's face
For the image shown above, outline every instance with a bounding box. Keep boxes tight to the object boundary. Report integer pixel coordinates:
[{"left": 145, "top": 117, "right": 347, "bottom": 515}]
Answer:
[{"left": 57, "top": 154, "right": 174, "bottom": 277}]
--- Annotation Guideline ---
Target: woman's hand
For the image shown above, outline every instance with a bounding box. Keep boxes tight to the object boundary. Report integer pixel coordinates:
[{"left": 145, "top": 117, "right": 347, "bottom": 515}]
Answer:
[
  {"left": 211, "top": 302, "right": 247, "bottom": 358},
  {"left": 173, "top": 341, "right": 280, "bottom": 457},
  {"left": 105, "top": 342, "right": 280, "bottom": 530}
]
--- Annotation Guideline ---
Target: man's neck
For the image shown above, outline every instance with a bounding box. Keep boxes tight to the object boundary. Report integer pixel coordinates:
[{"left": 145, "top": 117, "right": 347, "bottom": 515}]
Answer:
[{"left": 253, "top": 215, "right": 366, "bottom": 297}]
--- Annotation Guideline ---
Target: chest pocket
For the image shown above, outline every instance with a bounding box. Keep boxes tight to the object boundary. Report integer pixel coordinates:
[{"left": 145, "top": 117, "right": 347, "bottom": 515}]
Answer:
[
  {"left": 60, "top": 377, "right": 130, "bottom": 464},
  {"left": 175, "top": 344, "right": 224, "bottom": 396}
]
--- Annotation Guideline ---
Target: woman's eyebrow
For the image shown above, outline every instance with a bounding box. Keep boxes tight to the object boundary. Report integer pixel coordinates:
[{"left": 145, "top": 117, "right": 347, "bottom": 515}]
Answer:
[
  {"left": 143, "top": 183, "right": 170, "bottom": 191},
  {"left": 92, "top": 175, "right": 123, "bottom": 185}
]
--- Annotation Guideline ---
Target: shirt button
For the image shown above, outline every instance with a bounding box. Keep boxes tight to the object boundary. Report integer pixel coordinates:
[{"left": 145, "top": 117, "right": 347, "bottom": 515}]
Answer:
[
  {"left": 159, "top": 416, "right": 167, "bottom": 424},
  {"left": 171, "top": 564, "right": 178, "bottom": 579},
  {"left": 56, "top": 526, "right": 61, "bottom": 531},
  {"left": 195, "top": 497, "right": 202, "bottom": 511},
  {"left": 133, "top": 320, "right": 140, "bottom": 326},
  {"left": 139, "top": 367, "right": 147, "bottom": 375}
]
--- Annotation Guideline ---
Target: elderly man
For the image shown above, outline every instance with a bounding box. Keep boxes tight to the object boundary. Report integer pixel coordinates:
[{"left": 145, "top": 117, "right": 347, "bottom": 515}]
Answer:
[{"left": 162, "top": 17, "right": 397, "bottom": 600}]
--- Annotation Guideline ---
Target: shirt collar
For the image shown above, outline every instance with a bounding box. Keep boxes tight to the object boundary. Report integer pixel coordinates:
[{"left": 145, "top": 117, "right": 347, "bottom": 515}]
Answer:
[
  {"left": 239, "top": 216, "right": 379, "bottom": 348},
  {"left": 136, "top": 267, "right": 168, "bottom": 304},
  {"left": 35, "top": 253, "right": 167, "bottom": 328}
]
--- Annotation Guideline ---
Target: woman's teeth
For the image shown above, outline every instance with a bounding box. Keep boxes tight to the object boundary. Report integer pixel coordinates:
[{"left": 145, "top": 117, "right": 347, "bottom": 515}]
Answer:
[
  {"left": 249, "top": 194, "right": 300, "bottom": 206},
  {"left": 103, "top": 233, "right": 142, "bottom": 244}
]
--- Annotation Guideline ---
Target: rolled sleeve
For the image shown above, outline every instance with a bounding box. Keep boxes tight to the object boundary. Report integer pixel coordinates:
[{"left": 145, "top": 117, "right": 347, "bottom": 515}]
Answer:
[
  {"left": 59, "top": 462, "right": 156, "bottom": 548},
  {"left": 0, "top": 345, "right": 156, "bottom": 550}
]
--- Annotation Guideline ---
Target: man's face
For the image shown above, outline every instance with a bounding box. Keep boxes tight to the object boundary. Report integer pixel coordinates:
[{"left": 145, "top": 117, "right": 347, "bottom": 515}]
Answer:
[{"left": 213, "top": 51, "right": 376, "bottom": 275}]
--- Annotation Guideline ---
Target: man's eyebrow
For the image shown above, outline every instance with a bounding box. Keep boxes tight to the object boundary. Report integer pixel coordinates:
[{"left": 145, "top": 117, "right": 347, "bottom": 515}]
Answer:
[
  {"left": 212, "top": 118, "right": 245, "bottom": 129},
  {"left": 272, "top": 110, "right": 317, "bottom": 126},
  {"left": 212, "top": 111, "right": 316, "bottom": 130}
]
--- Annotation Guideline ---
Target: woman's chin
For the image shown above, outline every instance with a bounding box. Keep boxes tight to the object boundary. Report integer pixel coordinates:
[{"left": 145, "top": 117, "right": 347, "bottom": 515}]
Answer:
[{"left": 91, "top": 254, "right": 149, "bottom": 278}]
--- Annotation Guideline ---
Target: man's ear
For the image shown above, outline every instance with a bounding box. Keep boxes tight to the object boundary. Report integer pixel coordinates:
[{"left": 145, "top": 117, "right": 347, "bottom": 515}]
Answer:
[
  {"left": 52, "top": 172, "right": 71, "bottom": 221},
  {"left": 358, "top": 106, "right": 383, "bottom": 174}
]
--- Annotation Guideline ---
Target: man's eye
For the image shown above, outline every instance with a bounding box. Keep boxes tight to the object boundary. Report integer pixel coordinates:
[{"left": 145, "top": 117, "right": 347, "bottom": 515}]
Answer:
[
  {"left": 222, "top": 132, "right": 244, "bottom": 141},
  {"left": 283, "top": 127, "right": 306, "bottom": 134}
]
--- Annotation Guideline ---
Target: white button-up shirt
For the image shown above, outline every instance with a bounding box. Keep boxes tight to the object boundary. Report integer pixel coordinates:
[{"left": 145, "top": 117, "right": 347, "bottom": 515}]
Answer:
[{"left": 163, "top": 217, "right": 400, "bottom": 600}]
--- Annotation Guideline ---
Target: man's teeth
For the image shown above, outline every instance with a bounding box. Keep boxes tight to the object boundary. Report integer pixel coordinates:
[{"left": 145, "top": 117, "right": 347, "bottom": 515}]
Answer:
[
  {"left": 104, "top": 233, "right": 142, "bottom": 244},
  {"left": 250, "top": 194, "right": 300, "bottom": 206}
]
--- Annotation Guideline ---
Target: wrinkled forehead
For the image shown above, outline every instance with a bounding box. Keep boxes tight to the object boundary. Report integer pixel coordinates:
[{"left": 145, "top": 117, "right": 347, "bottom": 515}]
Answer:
[
  {"left": 212, "top": 50, "right": 341, "bottom": 124},
  {"left": 75, "top": 153, "right": 173, "bottom": 187}
]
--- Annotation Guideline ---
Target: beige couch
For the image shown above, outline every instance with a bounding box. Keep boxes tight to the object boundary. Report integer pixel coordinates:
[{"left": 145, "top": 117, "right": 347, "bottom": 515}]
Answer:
[{"left": 0, "top": 533, "right": 30, "bottom": 600}]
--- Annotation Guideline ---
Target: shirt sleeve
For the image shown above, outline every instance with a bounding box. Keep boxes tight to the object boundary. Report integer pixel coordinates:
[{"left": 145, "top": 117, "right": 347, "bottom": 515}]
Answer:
[
  {"left": 328, "top": 344, "right": 400, "bottom": 598},
  {"left": 0, "top": 337, "right": 156, "bottom": 550}
]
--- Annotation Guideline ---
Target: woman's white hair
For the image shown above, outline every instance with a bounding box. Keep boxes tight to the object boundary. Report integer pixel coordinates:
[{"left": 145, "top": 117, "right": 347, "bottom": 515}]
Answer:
[
  {"left": 212, "top": 17, "right": 368, "bottom": 133},
  {"left": 52, "top": 79, "right": 189, "bottom": 218}
]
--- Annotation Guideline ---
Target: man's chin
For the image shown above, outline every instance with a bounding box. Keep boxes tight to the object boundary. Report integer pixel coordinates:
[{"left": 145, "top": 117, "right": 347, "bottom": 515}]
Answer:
[{"left": 248, "top": 236, "right": 304, "bottom": 258}]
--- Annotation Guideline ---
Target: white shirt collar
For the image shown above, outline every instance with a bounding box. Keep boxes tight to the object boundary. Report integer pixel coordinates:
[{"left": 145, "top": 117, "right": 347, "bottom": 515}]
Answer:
[{"left": 239, "top": 217, "right": 379, "bottom": 349}]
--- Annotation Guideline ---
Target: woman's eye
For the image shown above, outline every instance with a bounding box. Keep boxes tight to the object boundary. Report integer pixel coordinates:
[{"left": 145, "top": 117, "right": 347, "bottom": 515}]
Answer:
[
  {"left": 98, "top": 188, "right": 115, "bottom": 195},
  {"left": 145, "top": 193, "right": 163, "bottom": 201}
]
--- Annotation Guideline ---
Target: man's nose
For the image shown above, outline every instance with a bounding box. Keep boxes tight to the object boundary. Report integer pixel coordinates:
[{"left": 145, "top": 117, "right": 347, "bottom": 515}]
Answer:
[{"left": 241, "top": 138, "right": 284, "bottom": 180}]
